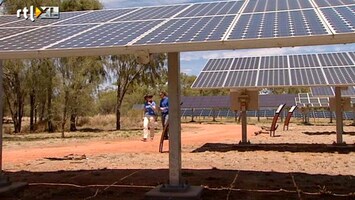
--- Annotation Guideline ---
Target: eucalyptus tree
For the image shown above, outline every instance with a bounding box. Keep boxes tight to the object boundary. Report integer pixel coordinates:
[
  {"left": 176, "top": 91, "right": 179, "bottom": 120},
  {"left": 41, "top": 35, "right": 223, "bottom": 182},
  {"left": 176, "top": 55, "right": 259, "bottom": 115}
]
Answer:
[
  {"left": 105, "top": 54, "right": 167, "bottom": 130},
  {"left": 56, "top": 56, "right": 105, "bottom": 137},
  {"left": 2, "top": 60, "right": 28, "bottom": 133}
]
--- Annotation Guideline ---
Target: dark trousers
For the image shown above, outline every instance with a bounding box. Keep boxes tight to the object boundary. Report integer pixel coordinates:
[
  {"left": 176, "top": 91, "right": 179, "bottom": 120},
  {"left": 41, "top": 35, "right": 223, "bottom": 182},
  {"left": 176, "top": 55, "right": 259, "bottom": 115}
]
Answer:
[{"left": 162, "top": 114, "right": 169, "bottom": 128}]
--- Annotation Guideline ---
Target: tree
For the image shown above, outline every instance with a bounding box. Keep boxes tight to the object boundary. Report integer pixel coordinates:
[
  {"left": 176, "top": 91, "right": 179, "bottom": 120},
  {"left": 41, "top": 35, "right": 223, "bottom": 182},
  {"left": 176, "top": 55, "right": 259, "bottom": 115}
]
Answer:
[
  {"left": 56, "top": 56, "right": 105, "bottom": 137},
  {"left": 26, "top": 59, "right": 56, "bottom": 132},
  {"left": 105, "top": 54, "right": 166, "bottom": 130},
  {"left": 2, "top": 60, "right": 28, "bottom": 133},
  {"left": 3, "top": 0, "right": 102, "bottom": 14},
  {"left": 61, "top": 0, "right": 102, "bottom": 11}
]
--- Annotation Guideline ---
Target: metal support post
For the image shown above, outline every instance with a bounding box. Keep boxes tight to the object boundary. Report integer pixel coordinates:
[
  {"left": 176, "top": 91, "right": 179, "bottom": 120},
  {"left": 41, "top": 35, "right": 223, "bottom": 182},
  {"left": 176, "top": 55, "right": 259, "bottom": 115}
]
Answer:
[{"left": 335, "top": 87, "right": 343, "bottom": 144}]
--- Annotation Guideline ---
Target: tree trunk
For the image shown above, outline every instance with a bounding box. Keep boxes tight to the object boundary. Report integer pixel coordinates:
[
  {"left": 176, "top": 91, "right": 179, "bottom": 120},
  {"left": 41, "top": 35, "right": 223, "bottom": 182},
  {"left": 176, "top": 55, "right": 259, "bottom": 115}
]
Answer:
[
  {"left": 116, "top": 106, "right": 121, "bottom": 130},
  {"left": 61, "top": 91, "right": 69, "bottom": 138},
  {"left": 116, "top": 84, "right": 121, "bottom": 130},
  {"left": 70, "top": 113, "right": 77, "bottom": 131},
  {"left": 47, "top": 78, "right": 54, "bottom": 133},
  {"left": 29, "top": 91, "right": 35, "bottom": 132},
  {"left": 39, "top": 100, "right": 45, "bottom": 121},
  {"left": 34, "top": 106, "right": 37, "bottom": 124}
]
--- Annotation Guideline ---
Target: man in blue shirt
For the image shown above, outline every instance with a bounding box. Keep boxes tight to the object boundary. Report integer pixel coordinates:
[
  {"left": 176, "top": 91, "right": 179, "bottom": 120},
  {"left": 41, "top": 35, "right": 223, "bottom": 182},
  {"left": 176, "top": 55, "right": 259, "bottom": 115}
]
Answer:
[
  {"left": 143, "top": 94, "right": 157, "bottom": 142},
  {"left": 159, "top": 91, "right": 169, "bottom": 129}
]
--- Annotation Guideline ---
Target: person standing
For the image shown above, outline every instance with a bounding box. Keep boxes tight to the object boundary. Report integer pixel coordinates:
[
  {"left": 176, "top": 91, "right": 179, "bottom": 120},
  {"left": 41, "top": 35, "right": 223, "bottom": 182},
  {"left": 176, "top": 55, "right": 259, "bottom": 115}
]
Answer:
[
  {"left": 159, "top": 91, "right": 169, "bottom": 129},
  {"left": 142, "top": 94, "right": 156, "bottom": 142}
]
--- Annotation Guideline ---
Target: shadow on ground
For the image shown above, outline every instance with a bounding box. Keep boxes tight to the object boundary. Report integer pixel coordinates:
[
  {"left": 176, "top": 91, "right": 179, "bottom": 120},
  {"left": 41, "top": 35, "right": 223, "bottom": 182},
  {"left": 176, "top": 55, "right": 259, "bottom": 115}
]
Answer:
[
  {"left": 192, "top": 143, "right": 355, "bottom": 154},
  {"left": 2, "top": 169, "right": 355, "bottom": 200},
  {"left": 303, "top": 131, "right": 355, "bottom": 136}
]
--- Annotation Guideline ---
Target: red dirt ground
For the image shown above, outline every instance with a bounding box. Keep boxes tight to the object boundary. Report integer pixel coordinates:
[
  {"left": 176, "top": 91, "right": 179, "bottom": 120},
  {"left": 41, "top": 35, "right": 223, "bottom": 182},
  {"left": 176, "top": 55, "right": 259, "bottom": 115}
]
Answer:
[
  {"left": 2, "top": 123, "right": 355, "bottom": 200},
  {"left": 3, "top": 124, "right": 258, "bottom": 164}
]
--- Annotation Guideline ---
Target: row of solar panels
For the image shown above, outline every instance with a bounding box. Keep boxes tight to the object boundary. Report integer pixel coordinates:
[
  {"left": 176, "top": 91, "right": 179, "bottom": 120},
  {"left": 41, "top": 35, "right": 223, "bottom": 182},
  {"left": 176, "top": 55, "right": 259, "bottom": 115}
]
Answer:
[
  {"left": 181, "top": 94, "right": 297, "bottom": 108},
  {"left": 296, "top": 92, "right": 355, "bottom": 107},
  {"left": 0, "top": 0, "right": 354, "bottom": 55},
  {"left": 192, "top": 51, "right": 355, "bottom": 89},
  {"left": 181, "top": 108, "right": 355, "bottom": 120},
  {"left": 311, "top": 86, "right": 355, "bottom": 97}
]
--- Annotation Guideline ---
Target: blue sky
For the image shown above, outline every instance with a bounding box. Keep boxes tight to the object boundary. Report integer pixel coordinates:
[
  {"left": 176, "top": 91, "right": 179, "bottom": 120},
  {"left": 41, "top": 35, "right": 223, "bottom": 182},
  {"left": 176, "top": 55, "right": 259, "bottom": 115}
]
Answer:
[{"left": 100, "top": 0, "right": 355, "bottom": 76}]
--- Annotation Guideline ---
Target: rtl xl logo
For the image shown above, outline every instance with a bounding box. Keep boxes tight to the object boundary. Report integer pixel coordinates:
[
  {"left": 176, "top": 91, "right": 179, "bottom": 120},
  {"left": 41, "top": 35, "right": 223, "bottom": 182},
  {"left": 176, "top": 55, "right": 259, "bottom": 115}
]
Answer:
[{"left": 17, "top": 6, "right": 59, "bottom": 21}]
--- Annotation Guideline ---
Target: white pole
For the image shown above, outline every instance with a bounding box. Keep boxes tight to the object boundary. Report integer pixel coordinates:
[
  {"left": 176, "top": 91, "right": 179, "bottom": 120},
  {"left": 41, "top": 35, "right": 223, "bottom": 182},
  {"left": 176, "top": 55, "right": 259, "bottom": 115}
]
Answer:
[
  {"left": 335, "top": 87, "right": 343, "bottom": 144},
  {"left": 168, "top": 52, "right": 181, "bottom": 186}
]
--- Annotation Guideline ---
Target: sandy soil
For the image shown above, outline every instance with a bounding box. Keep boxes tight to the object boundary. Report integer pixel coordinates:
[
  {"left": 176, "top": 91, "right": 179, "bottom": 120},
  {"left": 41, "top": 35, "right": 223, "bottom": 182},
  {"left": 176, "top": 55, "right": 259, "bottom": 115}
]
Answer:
[{"left": 2, "top": 122, "right": 355, "bottom": 199}]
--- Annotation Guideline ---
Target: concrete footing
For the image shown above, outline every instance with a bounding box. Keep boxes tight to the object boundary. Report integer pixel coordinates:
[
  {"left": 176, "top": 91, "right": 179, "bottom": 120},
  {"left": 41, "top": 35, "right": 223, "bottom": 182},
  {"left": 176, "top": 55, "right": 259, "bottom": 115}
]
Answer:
[{"left": 145, "top": 185, "right": 203, "bottom": 200}]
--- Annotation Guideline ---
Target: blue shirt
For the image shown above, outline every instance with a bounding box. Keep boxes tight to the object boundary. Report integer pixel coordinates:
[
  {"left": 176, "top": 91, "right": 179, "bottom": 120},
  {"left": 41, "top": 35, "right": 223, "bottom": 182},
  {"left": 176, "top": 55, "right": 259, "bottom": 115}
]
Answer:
[
  {"left": 160, "top": 97, "right": 169, "bottom": 115},
  {"left": 144, "top": 101, "right": 156, "bottom": 116}
]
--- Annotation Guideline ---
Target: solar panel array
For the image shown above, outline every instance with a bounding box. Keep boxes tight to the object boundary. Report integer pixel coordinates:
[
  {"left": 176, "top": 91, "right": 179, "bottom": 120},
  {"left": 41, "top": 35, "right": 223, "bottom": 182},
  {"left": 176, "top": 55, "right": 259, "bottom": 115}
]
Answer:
[
  {"left": 192, "top": 51, "right": 355, "bottom": 89},
  {"left": 295, "top": 92, "right": 355, "bottom": 107},
  {"left": 181, "top": 108, "right": 354, "bottom": 120},
  {"left": 295, "top": 93, "right": 330, "bottom": 107},
  {"left": 181, "top": 94, "right": 296, "bottom": 109},
  {"left": 311, "top": 86, "right": 355, "bottom": 97},
  {"left": 0, "top": 0, "right": 354, "bottom": 59}
]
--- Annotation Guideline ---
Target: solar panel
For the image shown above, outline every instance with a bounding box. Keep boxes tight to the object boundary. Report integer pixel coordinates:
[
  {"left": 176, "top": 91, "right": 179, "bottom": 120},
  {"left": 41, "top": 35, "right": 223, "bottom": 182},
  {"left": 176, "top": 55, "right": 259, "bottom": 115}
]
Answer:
[
  {"left": 0, "top": 24, "right": 95, "bottom": 50},
  {"left": 0, "top": 0, "right": 354, "bottom": 59},
  {"left": 135, "top": 15, "right": 235, "bottom": 44},
  {"left": 319, "top": 5, "right": 355, "bottom": 33},
  {"left": 243, "top": 0, "right": 313, "bottom": 13},
  {"left": 192, "top": 51, "right": 355, "bottom": 89},
  {"left": 181, "top": 94, "right": 296, "bottom": 109},
  {"left": 51, "top": 20, "right": 164, "bottom": 49},
  {"left": 203, "top": 58, "right": 234, "bottom": 71},
  {"left": 176, "top": 1, "right": 244, "bottom": 17},
  {"left": 0, "top": 11, "right": 89, "bottom": 27},
  {"left": 295, "top": 93, "right": 330, "bottom": 107},
  {"left": 57, "top": 9, "right": 135, "bottom": 24},
  {"left": 314, "top": 0, "right": 355, "bottom": 8},
  {"left": 193, "top": 72, "right": 228, "bottom": 88},
  {"left": 227, "top": 9, "right": 328, "bottom": 40},
  {"left": 311, "top": 86, "right": 355, "bottom": 97}
]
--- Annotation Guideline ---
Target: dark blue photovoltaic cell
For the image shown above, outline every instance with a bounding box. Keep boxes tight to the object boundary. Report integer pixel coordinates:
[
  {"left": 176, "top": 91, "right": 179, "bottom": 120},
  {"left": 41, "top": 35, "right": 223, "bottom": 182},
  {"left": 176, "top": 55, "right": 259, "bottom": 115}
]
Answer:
[
  {"left": 51, "top": 20, "right": 163, "bottom": 49},
  {"left": 290, "top": 69, "right": 327, "bottom": 85},
  {"left": 0, "top": 16, "right": 22, "bottom": 26},
  {"left": 193, "top": 51, "right": 355, "bottom": 89},
  {"left": 320, "top": 6, "right": 355, "bottom": 33},
  {"left": 203, "top": 58, "right": 233, "bottom": 71},
  {"left": 224, "top": 71, "right": 257, "bottom": 87},
  {"left": 114, "top": 5, "right": 189, "bottom": 21},
  {"left": 176, "top": 1, "right": 244, "bottom": 17},
  {"left": 260, "top": 56, "right": 288, "bottom": 69},
  {"left": 317, "top": 52, "right": 353, "bottom": 66},
  {"left": 257, "top": 70, "right": 290, "bottom": 86},
  {"left": 314, "top": 0, "right": 355, "bottom": 7},
  {"left": 135, "top": 16, "right": 234, "bottom": 44},
  {"left": 1, "top": 11, "right": 89, "bottom": 27},
  {"left": 323, "top": 67, "right": 355, "bottom": 84},
  {"left": 228, "top": 10, "right": 327, "bottom": 39},
  {"left": 0, "top": 28, "right": 28, "bottom": 39},
  {"left": 192, "top": 72, "right": 227, "bottom": 88},
  {"left": 348, "top": 52, "right": 355, "bottom": 61},
  {"left": 0, "top": 24, "right": 94, "bottom": 50},
  {"left": 311, "top": 87, "right": 334, "bottom": 96},
  {"left": 243, "top": 0, "right": 313, "bottom": 13},
  {"left": 289, "top": 54, "right": 321, "bottom": 68},
  {"left": 311, "top": 86, "right": 355, "bottom": 96},
  {"left": 230, "top": 57, "right": 260, "bottom": 70},
  {"left": 57, "top": 9, "right": 135, "bottom": 24}
]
